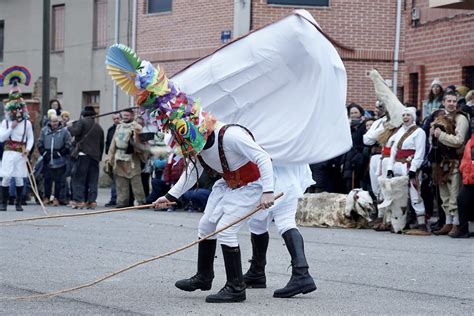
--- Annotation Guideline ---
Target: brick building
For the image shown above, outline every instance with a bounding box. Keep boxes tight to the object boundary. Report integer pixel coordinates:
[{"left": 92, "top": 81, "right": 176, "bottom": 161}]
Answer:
[
  {"left": 137, "top": 0, "right": 473, "bottom": 111},
  {"left": 403, "top": 0, "right": 474, "bottom": 109}
]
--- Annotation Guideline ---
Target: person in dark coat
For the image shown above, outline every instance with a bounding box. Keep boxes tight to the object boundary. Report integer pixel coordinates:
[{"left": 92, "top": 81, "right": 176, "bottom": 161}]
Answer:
[
  {"left": 104, "top": 113, "right": 121, "bottom": 206},
  {"left": 342, "top": 103, "right": 366, "bottom": 192},
  {"left": 67, "top": 106, "right": 104, "bottom": 209}
]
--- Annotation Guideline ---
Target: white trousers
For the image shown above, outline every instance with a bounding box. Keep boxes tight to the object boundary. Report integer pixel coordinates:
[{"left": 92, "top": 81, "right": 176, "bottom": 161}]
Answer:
[
  {"left": 198, "top": 179, "right": 263, "bottom": 247},
  {"left": 1, "top": 177, "right": 24, "bottom": 187},
  {"left": 247, "top": 164, "right": 313, "bottom": 236},
  {"left": 248, "top": 192, "right": 298, "bottom": 236},
  {"left": 369, "top": 154, "right": 381, "bottom": 198}
]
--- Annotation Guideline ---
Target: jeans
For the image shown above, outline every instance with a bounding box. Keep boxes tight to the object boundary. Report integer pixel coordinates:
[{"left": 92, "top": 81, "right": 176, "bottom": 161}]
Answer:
[
  {"left": 8, "top": 178, "right": 29, "bottom": 197},
  {"left": 110, "top": 175, "right": 117, "bottom": 202},
  {"left": 146, "top": 178, "right": 170, "bottom": 204},
  {"left": 181, "top": 188, "right": 211, "bottom": 211}
]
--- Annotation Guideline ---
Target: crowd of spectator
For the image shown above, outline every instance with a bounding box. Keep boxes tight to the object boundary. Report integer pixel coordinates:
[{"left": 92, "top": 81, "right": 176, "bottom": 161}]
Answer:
[
  {"left": 309, "top": 80, "right": 473, "bottom": 238},
  {"left": 1, "top": 81, "right": 472, "bottom": 238},
  {"left": 0, "top": 101, "right": 217, "bottom": 213}
]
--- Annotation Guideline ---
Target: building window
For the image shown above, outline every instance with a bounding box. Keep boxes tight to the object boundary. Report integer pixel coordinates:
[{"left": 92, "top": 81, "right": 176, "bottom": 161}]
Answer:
[
  {"left": 147, "top": 0, "right": 172, "bottom": 14},
  {"left": 408, "top": 73, "right": 419, "bottom": 106},
  {"left": 267, "top": 0, "right": 329, "bottom": 6},
  {"left": 93, "top": 0, "right": 108, "bottom": 48},
  {"left": 83, "top": 91, "right": 100, "bottom": 118},
  {"left": 462, "top": 66, "right": 474, "bottom": 91},
  {"left": 52, "top": 5, "right": 65, "bottom": 52},
  {"left": 0, "top": 21, "right": 4, "bottom": 63}
]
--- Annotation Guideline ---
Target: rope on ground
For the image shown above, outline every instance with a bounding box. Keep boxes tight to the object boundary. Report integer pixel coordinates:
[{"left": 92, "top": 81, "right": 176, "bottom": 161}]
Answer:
[
  {"left": 1, "top": 192, "right": 283, "bottom": 301},
  {"left": 0, "top": 202, "right": 176, "bottom": 225}
]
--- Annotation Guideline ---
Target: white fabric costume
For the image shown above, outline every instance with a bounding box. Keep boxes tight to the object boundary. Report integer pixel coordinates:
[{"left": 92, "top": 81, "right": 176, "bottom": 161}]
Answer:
[
  {"left": 0, "top": 119, "right": 34, "bottom": 186},
  {"left": 386, "top": 113, "right": 426, "bottom": 222},
  {"left": 363, "top": 116, "right": 387, "bottom": 198},
  {"left": 172, "top": 10, "right": 351, "bottom": 166},
  {"left": 248, "top": 164, "right": 314, "bottom": 236},
  {"left": 168, "top": 125, "right": 274, "bottom": 247},
  {"left": 171, "top": 10, "right": 351, "bottom": 239}
]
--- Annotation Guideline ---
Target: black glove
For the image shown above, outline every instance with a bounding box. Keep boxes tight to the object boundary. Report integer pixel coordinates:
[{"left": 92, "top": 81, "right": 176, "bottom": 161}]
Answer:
[
  {"left": 386, "top": 170, "right": 394, "bottom": 178},
  {"left": 38, "top": 146, "right": 45, "bottom": 156},
  {"left": 408, "top": 171, "right": 416, "bottom": 179},
  {"left": 42, "top": 151, "right": 51, "bottom": 162},
  {"left": 52, "top": 151, "right": 61, "bottom": 159},
  {"left": 59, "top": 147, "right": 70, "bottom": 156}
]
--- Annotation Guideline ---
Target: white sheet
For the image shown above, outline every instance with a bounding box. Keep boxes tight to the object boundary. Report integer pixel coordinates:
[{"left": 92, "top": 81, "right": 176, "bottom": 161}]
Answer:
[{"left": 171, "top": 10, "right": 351, "bottom": 165}]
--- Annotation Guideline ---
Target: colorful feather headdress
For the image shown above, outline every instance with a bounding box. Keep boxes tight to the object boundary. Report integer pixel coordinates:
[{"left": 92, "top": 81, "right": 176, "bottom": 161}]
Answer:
[
  {"left": 0, "top": 65, "right": 31, "bottom": 121},
  {"left": 105, "top": 44, "right": 217, "bottom": 157}
]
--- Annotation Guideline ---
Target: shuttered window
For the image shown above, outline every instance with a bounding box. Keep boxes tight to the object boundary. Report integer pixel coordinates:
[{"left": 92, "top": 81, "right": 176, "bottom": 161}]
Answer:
[
  {"left": 93, "top": 0, "right": 108, "bottom": 48},
  {"left": 52, "top": 5, "right": 65, "bottom": 52}
]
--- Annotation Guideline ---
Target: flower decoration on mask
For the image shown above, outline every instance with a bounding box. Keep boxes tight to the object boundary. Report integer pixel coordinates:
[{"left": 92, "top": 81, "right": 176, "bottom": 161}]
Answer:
[
  {"left": 0, "top": 65, "right": 31, "bottom": 122},
  {"left": 105, "top": 44, "right": 218, "bottom": 158}
]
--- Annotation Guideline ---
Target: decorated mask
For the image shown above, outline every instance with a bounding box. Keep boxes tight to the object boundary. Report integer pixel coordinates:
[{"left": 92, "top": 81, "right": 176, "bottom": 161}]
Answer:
[{"left": 105, "top": 44, "right": 218, "bottom": 158}]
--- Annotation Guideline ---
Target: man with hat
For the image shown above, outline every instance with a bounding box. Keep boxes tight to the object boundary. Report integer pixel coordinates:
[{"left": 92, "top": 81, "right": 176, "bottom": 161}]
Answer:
[
  {"left": 67, "top": 106, "right": 104, "bottom": 209},
  {"left": 386, "top": 106, "right": 429, "bottom": 234},
  {"left": 0, "top": 83, "right": 34, "bottom": 211}
]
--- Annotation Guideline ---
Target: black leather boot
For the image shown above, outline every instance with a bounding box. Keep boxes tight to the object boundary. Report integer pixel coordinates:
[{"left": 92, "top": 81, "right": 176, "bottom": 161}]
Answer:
[
  {"left": 273, "top": 229, "right": 317, "bottom": 298},
  {"left": 175, "top": 239, "right": 216, "bottom": 292},
  {"left": 0, "top": 186, "right": 9, "bottom": 211},
  {"left": 205, "top": 245, "right": 246, "bottom": 303},
  {"left": 243, "top": 232, "right": 268, "bottom": 288},
  {"left": 15, "top": 186, "right": 24, "bottom": 211}
]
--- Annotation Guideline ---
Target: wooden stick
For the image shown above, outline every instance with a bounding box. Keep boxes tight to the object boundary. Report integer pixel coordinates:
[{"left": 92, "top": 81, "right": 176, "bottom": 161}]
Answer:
[
  {"left": 0, "top": 202, "right": 176, "bottom": 225},
  {"left": 25, "top": 158, "right": 48, "bottom": 216},
  {"left": 46, "top": 107, "right": 141, "bottom": 136},
  {"left": 5, "top": 192, "right": 283, "bottom": 300}
]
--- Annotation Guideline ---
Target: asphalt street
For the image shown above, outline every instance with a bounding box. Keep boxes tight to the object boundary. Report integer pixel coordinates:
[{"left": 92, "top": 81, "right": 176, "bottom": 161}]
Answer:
[{"left": 0, "top": 189, "right": 473, "bottom": 315}]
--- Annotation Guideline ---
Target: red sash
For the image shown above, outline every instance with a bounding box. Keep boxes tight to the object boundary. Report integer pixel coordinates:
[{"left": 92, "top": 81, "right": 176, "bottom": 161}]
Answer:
[
  {"left": 395, "top": 149, "right": 416, "bottom": 162},
  {"left": 222, "top": 161, "right": 260, "bottom": 189},
  {"left": 4, "top": 140, "right": 25, "bottom": 152},
  {"left": 382, "top": 147, "right": 391, "bottom": 158},
  {"left": 198, "top": 124, "right": 263, "bottom": 189}
]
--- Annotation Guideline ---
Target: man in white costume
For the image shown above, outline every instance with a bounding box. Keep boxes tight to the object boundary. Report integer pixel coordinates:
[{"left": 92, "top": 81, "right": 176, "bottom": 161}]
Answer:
[
  {"left": 154, "top": 121, "right": 276, "bottom": 303},
  {"left": 167, "top": 11, "right": 349, "bottom": 299},
  {"left": 0, "top": 83, "right": 34, "bottom": 212},
  {"left": 105, "top": 9, "right": 351, "bottom": 304},
  {"left": 363, "top": 101, "right": 387, "bottom": 200},
  {"left": 386, "top": 107, "right": 429, "bottom": 234}
]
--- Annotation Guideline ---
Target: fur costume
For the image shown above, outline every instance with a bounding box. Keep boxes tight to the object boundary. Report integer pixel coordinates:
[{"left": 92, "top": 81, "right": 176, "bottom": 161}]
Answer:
[
  {"left": 378, "top": 176, "right": 409, "bottom": 233},
  {"left": 296, "top": 189, "right": 375, "bottom": 229}
]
